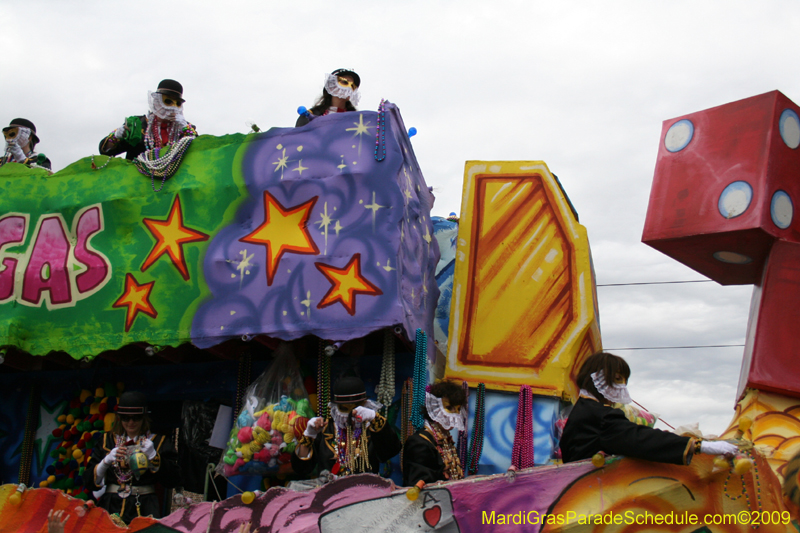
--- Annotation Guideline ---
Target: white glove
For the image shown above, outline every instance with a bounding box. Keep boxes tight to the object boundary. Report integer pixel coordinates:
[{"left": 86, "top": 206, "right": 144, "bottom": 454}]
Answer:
[
  {"left": 700, "top": 440, "right": 739, "bottom": 456},
  {"left": 113, "top": 121, "right": 127, "bottom": 139},
  {"left": 102, "top": 447, "right": 121, "bottom": 465},
  {"left": 6, "top": 141, "right": 25, "bottom": 162},
  {"left": 303, "top": 417, "right": 323, "bottom": 438},
  {"left": 140, "top": 438, "right": 157, "bottom": 460},
  {"left": 353, "top": 406, "right": 376, "bottom": 423}
]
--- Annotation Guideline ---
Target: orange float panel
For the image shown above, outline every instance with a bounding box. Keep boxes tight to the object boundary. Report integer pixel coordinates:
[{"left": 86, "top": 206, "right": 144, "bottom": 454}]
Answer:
[{"left": 445, "top": 161, "right": 601, "bottom": 399}]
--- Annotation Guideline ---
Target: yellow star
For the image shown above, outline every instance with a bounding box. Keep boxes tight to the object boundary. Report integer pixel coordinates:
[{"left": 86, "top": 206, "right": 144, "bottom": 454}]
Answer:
[
  {"left": 315, "top": 254, "right": 383, "bottom": 316},
  {"left": 240, "top": 192, "right": 319, "bottom": 286},
  {"left": 141, "top": 195, "right": 209, "bottom": 281},
  {"left": 112, "top": 273, "right": 157, "bottom": 332},
  {"left": 316, "top": 202, "right": 337, "bottom": 254},
  {"left": 346, "top": 113, "right": 372, "bottom": 156}
]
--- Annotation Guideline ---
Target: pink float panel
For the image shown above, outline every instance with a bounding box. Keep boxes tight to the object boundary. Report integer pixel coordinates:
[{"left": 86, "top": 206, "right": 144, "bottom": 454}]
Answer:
[
  {"left": 737, "top": 240, "right": 800, "bottom": 399},
  {"left": 643, "top": 90, "right": 800, "bottom": 285}
]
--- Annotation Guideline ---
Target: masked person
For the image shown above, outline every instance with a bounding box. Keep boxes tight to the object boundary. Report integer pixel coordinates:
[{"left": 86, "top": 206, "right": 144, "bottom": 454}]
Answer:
[
  {"left": 402, "top": 381, "right": 467, "bottom": 487},
  {"left": 292, "top": 376, "right": 401, "bottom": 477},
  {"left": 296, "top": 69, "right": 361, "bottom": 127},
  {"left": 560, "top": 352, "right": 739, "bottom": 465},
  {"left": 1, "top": 118, "right": 51, "bottom": 170},
  {"left": 99, "top": 79, "right": 197, "bottom": 160},
  {"left": 83, "top": 392, "right": 179, "bottom": 524}
]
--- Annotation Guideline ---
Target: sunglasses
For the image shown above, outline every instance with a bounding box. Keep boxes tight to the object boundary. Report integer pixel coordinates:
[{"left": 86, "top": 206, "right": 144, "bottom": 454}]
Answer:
[{"left": 119, "top": 414, "right": 144, "bottom": 422}]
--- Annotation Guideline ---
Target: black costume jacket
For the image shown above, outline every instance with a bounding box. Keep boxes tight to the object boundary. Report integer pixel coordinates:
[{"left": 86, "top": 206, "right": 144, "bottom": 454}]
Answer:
[
  {"left": 402, "top": 428, "right": 451, "bottom": 487},
  {"left": 291, "top": 415, "right": 401, "bottom": 476},
  {"left": 560, "top": 398, "right": 695, "bottom": 465},
  {"left": 83, "top": 432, "right": 180, "bottom": 523}
]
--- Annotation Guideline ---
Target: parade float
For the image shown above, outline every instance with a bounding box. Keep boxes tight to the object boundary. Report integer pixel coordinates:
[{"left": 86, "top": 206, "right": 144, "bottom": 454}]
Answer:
[{"left": 0, "top": 94, "right": 798, "bottom": 532}]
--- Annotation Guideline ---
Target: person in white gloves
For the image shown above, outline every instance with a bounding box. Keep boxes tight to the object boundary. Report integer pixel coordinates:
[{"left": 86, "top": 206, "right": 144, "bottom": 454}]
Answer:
[
  {"left": 292, "top": 376, "right": 401, "bottom": 477},
  {"left": 1, "top": 118, "right": 51, "bottom": 170},
  {"left": 98, "top": 79, "right": 197, "bottom": 161},
  {"left": 83, "top": 391, "right": 180, "bottom": 524},
  {"left": 560, "top": 352, "right": 740, "bottom": 465}
]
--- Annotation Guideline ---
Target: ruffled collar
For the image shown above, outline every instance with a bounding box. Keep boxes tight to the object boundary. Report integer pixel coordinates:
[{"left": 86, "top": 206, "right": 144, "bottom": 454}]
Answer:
[{"left": 425, "top": 393, "right": 466, "bottom": 431}]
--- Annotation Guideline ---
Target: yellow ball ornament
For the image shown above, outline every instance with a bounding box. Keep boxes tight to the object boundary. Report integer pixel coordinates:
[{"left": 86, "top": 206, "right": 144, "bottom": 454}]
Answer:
[
  {"left": 9, "top": 493, "right": 21, "bottom": 505},
  {"left": 241, "top": 491, "right": 255, "bottom": 505}
]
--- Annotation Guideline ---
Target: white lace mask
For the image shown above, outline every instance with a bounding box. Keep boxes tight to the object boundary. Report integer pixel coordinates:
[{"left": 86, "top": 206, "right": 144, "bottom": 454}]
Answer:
[
  {"left": 324, "top": 73, "right": 361, "bottom": 107},
  {"left": 148, "top": 91, "right": 184, "bottom": 121},
  {"left": 425, "top": 393, "right": 466, "bottom": 431},
  {"left": 5, "top": 126, "right": 30, "bottom": 147},
  {"left": 591, "top": 369, "right": 632, "bottom": 404}
]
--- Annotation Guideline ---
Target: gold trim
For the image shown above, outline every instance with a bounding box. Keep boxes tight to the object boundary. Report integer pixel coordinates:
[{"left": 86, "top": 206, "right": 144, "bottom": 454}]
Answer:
[
  {"left": 683, "top": 438, "right": 697, "bottom": 465},
  {"left": 369, "top": 414, "right": 386, "bottom": 433}
]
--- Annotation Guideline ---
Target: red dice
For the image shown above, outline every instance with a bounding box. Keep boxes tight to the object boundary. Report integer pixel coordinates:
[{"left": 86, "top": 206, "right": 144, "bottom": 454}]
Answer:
[{"left": 643, "top": 90, "right": 800, "bottom": 285}]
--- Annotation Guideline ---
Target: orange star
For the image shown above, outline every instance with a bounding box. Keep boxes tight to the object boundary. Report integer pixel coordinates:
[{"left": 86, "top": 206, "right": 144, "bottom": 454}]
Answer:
[
  {"left": 315, "top": 253, "right": 383, "bottom": 316},
  {"left": 112, "top": 273, "right": 157, "bottom": 332},
  {"left": 141, "top": 195, "right": 209, "bottom": 281},
  {"left": 240, "top": 191, "right": 319, "bottom": 286}
]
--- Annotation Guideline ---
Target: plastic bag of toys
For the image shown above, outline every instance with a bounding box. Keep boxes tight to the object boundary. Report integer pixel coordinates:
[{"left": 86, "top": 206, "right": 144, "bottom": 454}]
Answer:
[{"left": 220, "top": 344, "right": 315, "bottom": 476}]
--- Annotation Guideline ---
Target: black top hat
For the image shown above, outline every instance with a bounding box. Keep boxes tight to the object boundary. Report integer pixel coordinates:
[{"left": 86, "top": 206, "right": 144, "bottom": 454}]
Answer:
[
  {"left": 156, "top": 79, "right": 185, "bottom": 104},
  {"left": 331, "top": 69, "right": 360, "bottom": 88},
  {"left": 117, "top": 391, "right": 148, "bottom": 416},
  {"left": 3, "top": 118, "right": 39, "bottom": 145},
  {"left": 332, "top": 376, "right": 367, "bottom": 404}
]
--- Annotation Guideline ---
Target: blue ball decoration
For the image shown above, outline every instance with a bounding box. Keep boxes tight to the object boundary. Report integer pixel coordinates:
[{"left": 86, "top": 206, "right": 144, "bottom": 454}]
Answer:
[
  {"left": 408, "top": 127, "right": 417, "bottom": 137},
  {"left": 297, "top": 106, "right": 308, "bottom": 116}
]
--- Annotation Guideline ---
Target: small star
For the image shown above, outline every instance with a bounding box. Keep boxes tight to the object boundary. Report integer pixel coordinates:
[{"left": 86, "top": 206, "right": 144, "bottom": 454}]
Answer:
[
  {"left": 337, "top": 155, "right": 347, "bottom": 171},
  {"left": 316, "top": 202, "right": 338, "bottom": 255},
  {"left": 301, "top": 291, "right": 314, "bottom": 318},
  {"left": 293, "top": 159, "right": 308, "bottom": 176},
  {"left": 235, "top": 249, "right": 255, "bottom": 288},
  {"left": 364, "top": 191, "right": 385, "bottom": 233},
  {"left": 379, "top": 259, "right": 396, "bottom": 272},
  {"left": 112, "top": 273, "right": 157, "bottom": 332},
  {"left": 272, "top": 148, "right": 292, "bottom": 179},
  {"left": 346, "top": 113, "right": 373, "bottom": 156}
]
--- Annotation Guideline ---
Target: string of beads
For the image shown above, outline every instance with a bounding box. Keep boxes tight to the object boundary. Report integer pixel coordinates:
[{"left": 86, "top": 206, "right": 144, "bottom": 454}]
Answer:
[
  {"left": 456, "top": 380, "right": 470, "bottom": 467},
  {"left": 317, "top": 339, "right": 331, "bottom": 417},
  {"left": 374, "top": 99, "right": 387, "bottom": 162},
  {"left": 511, "top": 384, "right": 534, "bottom": 469},
  {"left": 18, "top": 385, "right": 40, "bottom": 486},
  {"left": 411, "top": 329, "right": 427, "bottom": 431},
  {"left": 375, "top": 328, "right": 396, "bottom": 411},
  {"left": 466, "top": 383, "right": 486, "bottom": 475}
]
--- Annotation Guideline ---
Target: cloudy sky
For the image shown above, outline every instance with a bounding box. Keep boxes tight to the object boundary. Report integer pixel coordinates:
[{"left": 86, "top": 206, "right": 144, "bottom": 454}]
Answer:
[{"left": 3, "top": 1, "right": 798, "bottom": 434}]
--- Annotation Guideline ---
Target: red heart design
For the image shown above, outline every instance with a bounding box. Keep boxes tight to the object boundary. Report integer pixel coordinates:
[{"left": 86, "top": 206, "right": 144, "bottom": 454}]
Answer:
[{"left": 423, "top": 505, "right": 442, "bottom": 527}]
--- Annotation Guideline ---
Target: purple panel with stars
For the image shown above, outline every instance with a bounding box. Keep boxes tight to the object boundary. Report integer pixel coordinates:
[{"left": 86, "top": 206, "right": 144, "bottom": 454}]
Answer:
[{"left": 191, "top": 103, "right": 440, "bottom": 349}]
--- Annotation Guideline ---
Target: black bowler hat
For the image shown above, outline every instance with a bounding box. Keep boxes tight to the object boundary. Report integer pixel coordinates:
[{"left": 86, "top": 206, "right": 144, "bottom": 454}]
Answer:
[
  {"left": 117, "top": 391, "right": 148, "bottom": 416},
  {"left": 3, "top": 118, "right": 39, "bottom": 145},
  {"left": 332, "top": 376, "right": 367, "bottom": 404},
  {"left": 156, "top": 79, "right": 185, "bottom": 104},
  {"left": 331, "top": 68, "right": 360, "bottom": 88}
]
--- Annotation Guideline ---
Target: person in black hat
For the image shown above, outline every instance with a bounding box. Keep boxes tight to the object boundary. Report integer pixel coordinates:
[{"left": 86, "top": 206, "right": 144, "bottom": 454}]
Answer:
[
  {"left": 99, "top": 79, "right": 198, "bottom": 161},
  {"left": 1, "top": 118, "right": 51, "bottom": 170},
  {"left": 402, "top": 380, "right": 467, "bottom": 487},
  {"left": 83, "top": 391, "right": 180, "bottom": 524},
  {"left": 292, "top": 376, "right": 401, "bottom": 477},
  {"left": 296, "top": 69, "right": 361, "bottom": 127}
]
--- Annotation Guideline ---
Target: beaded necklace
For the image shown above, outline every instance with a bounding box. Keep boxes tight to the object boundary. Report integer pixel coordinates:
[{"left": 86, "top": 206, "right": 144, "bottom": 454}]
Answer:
[
  {"left": 426, "top": 421, "right": 463, "bottom": 481},
  {"left": 374, "top": 99, "right": 387, "bottom": 162},
  {"left": 111, "top": 432, "right": 150, "bottom": 498},
  {"left": 723, "top": 451, "right": 763, "bottom": 529},
  {"left": 333, "top": 418, "right": 370, "bottom": 475},
  {"left": 511, "top": 384, "right": 534, "bottom": 469},
  {"left": 411, "top": 329, "right": 427, "bottom": 431},
  {"left": 456, "top": 381, "right": 469, "bottom": 467},
  {"left": 317, "top": 339, "right": 331, "bottom": 416},
  {"left": 375, "top": 329, "right": 396, "bottom": 411},
  {"left": 466, "top": 383, "right": 486, "bottom": 475}
]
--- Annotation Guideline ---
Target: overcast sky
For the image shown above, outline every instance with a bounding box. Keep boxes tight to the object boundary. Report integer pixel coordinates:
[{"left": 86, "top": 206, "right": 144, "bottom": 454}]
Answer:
[{"left": 3, "top": 1, "right": 798, "bottom": 434}]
